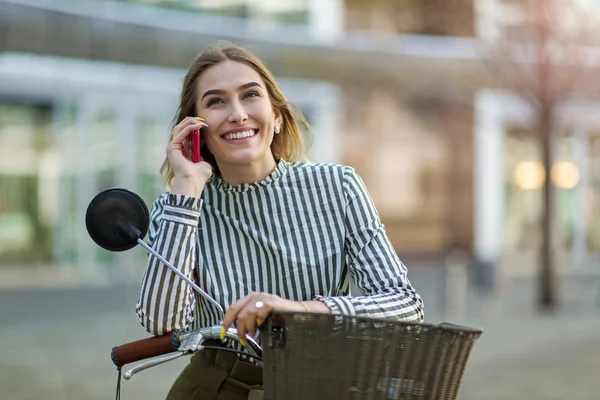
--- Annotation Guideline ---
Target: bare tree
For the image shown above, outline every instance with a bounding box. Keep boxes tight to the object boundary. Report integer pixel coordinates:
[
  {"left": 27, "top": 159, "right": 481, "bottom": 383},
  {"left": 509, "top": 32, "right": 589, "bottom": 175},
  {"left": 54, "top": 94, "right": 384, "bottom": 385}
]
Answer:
[{"left": 481, "top": 0, "right": 600, "bottom": 310}]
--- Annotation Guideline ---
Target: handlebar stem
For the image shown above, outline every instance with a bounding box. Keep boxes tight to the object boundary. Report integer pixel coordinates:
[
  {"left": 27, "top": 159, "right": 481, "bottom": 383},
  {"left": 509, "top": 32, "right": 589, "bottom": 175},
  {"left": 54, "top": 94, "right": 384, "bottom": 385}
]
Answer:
[{"left": 137, "top": 239, "right": 225, "bottom": 316}]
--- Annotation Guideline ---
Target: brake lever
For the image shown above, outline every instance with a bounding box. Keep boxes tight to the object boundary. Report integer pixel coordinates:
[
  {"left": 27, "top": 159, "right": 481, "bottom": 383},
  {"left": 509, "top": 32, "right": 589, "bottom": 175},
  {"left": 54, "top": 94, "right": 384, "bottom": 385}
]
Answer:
[
  {"left": 178, "top": 326, "right": 262, "bottom": 359},
  {"left": 123, "top": 352, "right": 185, "bottom": 380},
  {"left": 123, "top": 326, "right": 263, "bottom": 380}
]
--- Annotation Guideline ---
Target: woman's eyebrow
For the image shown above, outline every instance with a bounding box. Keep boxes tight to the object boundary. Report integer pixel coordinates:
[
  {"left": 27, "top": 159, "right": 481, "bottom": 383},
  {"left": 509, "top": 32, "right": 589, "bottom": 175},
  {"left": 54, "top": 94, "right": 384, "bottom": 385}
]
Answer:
[{"left": 201, "top": 81, "right": 262, "bottom": 100}]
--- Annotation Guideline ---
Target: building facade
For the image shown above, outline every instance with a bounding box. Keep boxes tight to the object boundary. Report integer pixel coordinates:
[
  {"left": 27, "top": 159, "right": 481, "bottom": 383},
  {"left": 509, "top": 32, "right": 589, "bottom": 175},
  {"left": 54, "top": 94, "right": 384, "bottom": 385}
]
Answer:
[{"left": 1, "top": 0, "right": 599, "bottom": 278}]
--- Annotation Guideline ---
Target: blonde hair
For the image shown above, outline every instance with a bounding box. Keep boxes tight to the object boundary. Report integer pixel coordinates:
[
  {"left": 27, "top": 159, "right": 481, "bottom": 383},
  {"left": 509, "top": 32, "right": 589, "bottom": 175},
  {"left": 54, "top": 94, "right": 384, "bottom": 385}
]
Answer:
[{"left": 161, "top": 41, "right": 312, "bottom": 187}]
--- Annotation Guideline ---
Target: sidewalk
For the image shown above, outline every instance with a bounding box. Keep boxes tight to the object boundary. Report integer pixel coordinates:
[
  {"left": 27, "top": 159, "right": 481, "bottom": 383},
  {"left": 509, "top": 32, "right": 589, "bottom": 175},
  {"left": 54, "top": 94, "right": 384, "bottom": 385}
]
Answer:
[
  {"left": 449, "top": 275, "right": 600, "bottom": 400},
  {"left": 462, "top": 322, "right": 599, "bottom": 400},
  {"left": 0, "top": 267, "right": 599, "bottom": 399}
]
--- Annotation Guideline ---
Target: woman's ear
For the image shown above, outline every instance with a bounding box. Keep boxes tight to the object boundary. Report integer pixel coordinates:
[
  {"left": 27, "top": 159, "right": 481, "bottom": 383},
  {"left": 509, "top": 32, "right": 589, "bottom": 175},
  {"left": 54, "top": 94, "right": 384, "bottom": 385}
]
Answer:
[{"left": 273, "top": 106, "right": 283, "bottom": 121}]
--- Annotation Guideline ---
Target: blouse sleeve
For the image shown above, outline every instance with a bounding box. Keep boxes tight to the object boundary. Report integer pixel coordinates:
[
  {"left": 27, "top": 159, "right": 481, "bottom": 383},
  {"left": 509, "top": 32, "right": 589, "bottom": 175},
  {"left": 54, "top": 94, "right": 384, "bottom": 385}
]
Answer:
[
  {"left": 135, "top": 192, "right": 203, "bottom": 336},
  {"left": 315, "top": 167, "right": 425, "bottom": 323}
]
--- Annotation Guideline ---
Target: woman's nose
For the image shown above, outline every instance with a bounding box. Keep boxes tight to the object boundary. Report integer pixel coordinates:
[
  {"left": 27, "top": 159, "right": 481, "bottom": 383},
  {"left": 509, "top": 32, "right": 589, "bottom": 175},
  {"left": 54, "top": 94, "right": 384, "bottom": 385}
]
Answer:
[{"left": 228, "top": 102, "right": 248, "bottom": 124}]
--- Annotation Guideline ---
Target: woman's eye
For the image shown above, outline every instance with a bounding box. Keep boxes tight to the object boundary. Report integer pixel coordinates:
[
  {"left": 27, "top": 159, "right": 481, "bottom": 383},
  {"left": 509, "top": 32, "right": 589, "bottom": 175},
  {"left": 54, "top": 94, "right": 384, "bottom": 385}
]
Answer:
[
  {"left": 207, "top": 97, "right": 223, "bottom": 106},
  {"left": 243, "top": 90, "right": 260, "bottom": 99}
]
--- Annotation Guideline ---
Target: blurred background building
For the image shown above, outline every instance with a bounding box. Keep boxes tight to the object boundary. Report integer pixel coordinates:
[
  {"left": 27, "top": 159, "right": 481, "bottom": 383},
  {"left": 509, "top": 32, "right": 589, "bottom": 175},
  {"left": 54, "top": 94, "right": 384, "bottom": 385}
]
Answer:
[
  {"left": 1, "top": 0, "right": 599, "bottom": 285},
  {"left": 3, "top": 2, "right": 600, "bottom": 399}
]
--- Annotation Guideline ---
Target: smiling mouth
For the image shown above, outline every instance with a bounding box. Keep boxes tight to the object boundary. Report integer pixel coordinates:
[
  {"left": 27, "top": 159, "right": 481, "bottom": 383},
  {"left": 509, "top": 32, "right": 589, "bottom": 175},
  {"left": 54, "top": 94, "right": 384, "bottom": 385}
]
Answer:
[{"left": 222, "top": 129, "right": 258, "bottom": 141}]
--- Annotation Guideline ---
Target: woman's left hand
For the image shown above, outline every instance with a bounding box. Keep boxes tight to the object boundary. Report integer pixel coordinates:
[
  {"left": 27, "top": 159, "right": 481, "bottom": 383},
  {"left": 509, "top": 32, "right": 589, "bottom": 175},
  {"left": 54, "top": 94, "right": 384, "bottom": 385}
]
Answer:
[{"left": 220, "top": 292, "right": 304, "bottom": 346}]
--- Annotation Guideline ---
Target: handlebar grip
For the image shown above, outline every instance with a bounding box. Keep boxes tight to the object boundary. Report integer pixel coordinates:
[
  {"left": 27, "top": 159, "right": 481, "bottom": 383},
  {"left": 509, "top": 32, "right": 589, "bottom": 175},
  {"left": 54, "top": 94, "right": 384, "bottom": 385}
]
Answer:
[{"left": 111, "top": 330, "right": 182, "bottom": 368}]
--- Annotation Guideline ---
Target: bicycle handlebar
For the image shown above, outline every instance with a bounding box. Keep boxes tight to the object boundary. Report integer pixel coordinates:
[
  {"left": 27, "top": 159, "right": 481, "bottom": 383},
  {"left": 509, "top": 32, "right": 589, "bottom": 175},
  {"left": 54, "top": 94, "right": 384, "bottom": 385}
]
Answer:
[
  {"left": 111, "top": 325, "right": 263, "bottom": 371},
  {"left": 111, "top": 330, "right": 182, "bottom": 368}
]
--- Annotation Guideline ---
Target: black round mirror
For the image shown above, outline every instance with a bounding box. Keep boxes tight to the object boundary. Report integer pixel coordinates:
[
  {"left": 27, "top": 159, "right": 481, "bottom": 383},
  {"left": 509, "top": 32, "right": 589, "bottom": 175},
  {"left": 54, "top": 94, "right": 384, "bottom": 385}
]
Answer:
[{"left": 85, "top": 188, "right": 150, "bottom": 252}]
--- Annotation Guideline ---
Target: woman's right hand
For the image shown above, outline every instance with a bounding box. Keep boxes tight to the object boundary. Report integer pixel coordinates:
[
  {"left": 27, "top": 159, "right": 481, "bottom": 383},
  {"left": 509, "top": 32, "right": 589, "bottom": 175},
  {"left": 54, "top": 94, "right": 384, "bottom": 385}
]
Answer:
[{"left": 167, "top": 117, "right": 213, "bottom": 198}]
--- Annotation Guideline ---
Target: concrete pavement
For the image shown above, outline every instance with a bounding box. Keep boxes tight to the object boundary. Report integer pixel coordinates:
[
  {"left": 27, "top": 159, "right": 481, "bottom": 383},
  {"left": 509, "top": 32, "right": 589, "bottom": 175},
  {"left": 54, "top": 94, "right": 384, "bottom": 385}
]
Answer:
[{"left": 1, "top": 266, "right": 599, "bottom": 399}]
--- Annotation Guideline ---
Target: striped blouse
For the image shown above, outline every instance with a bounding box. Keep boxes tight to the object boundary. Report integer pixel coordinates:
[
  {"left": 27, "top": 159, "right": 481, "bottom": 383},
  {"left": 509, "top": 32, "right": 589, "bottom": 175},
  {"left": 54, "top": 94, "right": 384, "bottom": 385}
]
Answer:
[{"left": 136, "top": 160, "right": 424, "bottom": 337}]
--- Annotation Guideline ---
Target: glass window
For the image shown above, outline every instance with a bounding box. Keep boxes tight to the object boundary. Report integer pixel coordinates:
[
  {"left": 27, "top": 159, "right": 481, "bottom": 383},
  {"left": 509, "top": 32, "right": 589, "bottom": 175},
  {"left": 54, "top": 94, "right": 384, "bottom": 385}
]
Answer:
[
  {"left": 0, "top": 102, "right": 54, "bottom": 266},
  {"left": 491, "top": 0, "right": 600, "bottom": 44},
  {"left": 346, "top": 0, "right": 475, "bottom": 36},
  {"left": 589, "top": 133, "right": 600, "bottom": 252},
  {"left": 108, "top": 0, "right": 311, "bottom": 25}
]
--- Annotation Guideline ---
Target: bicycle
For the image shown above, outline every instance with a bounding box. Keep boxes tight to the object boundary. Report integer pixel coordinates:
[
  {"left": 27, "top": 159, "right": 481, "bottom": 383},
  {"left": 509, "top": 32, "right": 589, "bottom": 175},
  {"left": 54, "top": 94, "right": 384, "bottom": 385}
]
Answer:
[{"left": 86, "top": 188, "right": 483, "bottom": 400}]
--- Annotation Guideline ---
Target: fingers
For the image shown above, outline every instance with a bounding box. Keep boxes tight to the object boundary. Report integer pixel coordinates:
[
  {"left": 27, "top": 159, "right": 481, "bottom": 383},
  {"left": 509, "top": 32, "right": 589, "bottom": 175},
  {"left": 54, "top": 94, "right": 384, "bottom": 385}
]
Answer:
[
  {"left": 183, "top": 136, "right": 189, "bottom": 160},
  {"left": 221, "top": 293, "right": 274, "bottom": 347},
  {"left": 167, "top": 117, "right": 208, "bottom": 166},
  {"left": 238, "top": 300, "right": 270, "bottom": 341},
  {"left": 254, "top": 301, "right": 272, "bottom": 329},
  {"left": 174, "top": 116, "right": 206, "bottom": 133},
  {"left": 240, "top": 310, "right": 258, "bottom": 340},
  {"left": 171, "top": 117, "right": 207, "bottom": 147},
  {"left": 221, "top": 295, "right": 253, "bottom": 342},
  {"left": 183, "top": 133, "right": 193, "bottom": 160}
]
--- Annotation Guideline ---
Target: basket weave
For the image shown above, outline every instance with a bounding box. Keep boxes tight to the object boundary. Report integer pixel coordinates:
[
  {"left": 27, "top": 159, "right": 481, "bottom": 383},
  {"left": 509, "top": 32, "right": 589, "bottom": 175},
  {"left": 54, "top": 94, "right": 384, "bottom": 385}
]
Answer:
[{"left": 262, "top": 312, "right": 482, "bottom": 400}]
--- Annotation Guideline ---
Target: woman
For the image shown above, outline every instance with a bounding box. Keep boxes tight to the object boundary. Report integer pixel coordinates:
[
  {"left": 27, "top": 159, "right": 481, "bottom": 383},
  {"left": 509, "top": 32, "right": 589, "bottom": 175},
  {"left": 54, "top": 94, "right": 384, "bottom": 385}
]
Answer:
[{"left": 136, "top": 41, "right": 424, "bottom": 400}]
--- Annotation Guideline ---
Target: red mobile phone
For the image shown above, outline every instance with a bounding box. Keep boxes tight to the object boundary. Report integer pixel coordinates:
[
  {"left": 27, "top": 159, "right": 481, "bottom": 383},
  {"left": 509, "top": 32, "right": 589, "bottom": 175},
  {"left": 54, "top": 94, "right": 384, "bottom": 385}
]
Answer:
[
  {"left": 192, "top": 129, "right": 201, "bottom": 163},
  {"left": 192, "top": 118, "right": 206, "bottom": 163}
]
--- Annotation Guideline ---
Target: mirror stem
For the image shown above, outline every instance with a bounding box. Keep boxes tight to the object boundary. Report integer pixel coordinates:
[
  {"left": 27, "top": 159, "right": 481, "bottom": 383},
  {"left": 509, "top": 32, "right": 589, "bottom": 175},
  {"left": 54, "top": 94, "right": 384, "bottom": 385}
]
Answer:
[{"left": 136, "top": 239, "right": 225, "bottom": 318}]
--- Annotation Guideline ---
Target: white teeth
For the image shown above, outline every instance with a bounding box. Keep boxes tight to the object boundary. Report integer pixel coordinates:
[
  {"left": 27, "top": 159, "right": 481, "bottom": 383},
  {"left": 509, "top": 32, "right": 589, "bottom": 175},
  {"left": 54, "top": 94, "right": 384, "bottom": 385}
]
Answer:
[{"left": 223, "top": 130, "right": 256, "bottom": 140}]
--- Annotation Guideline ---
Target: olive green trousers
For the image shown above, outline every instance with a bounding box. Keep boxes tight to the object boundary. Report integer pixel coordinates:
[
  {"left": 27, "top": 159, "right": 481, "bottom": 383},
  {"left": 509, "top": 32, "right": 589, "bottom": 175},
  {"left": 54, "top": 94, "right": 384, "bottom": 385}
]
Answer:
[{"left": 166, "top": 343, "right": 264, "bottom": 400}]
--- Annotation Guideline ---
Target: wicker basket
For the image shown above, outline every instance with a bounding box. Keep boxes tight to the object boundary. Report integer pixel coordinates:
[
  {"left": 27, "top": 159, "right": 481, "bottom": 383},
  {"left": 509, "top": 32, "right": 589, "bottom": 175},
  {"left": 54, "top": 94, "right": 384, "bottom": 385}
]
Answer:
[{"left": 262, "top": 312, "right": 482, "bottom": 400}]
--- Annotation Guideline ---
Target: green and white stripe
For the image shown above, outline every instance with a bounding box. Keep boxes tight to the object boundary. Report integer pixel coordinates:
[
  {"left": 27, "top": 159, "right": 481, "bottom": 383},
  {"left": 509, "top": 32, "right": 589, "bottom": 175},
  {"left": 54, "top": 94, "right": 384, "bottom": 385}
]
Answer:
[{"left": 136, "top": 160, "right": 424, "bottom": 336}]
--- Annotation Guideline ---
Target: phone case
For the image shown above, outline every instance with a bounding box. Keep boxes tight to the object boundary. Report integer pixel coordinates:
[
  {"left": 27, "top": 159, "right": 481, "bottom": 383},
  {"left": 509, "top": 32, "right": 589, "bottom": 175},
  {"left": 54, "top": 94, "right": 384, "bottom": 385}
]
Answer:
[{"left": 192, "top": 130, "right": 201, "bottom": 163}]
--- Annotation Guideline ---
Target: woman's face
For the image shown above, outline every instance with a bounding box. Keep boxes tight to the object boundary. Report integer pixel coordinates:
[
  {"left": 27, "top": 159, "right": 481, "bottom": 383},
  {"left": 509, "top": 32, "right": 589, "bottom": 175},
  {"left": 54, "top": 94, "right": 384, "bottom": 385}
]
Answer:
[{"left": 195, "top": 60, "right": 280, "bottom": 169}]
